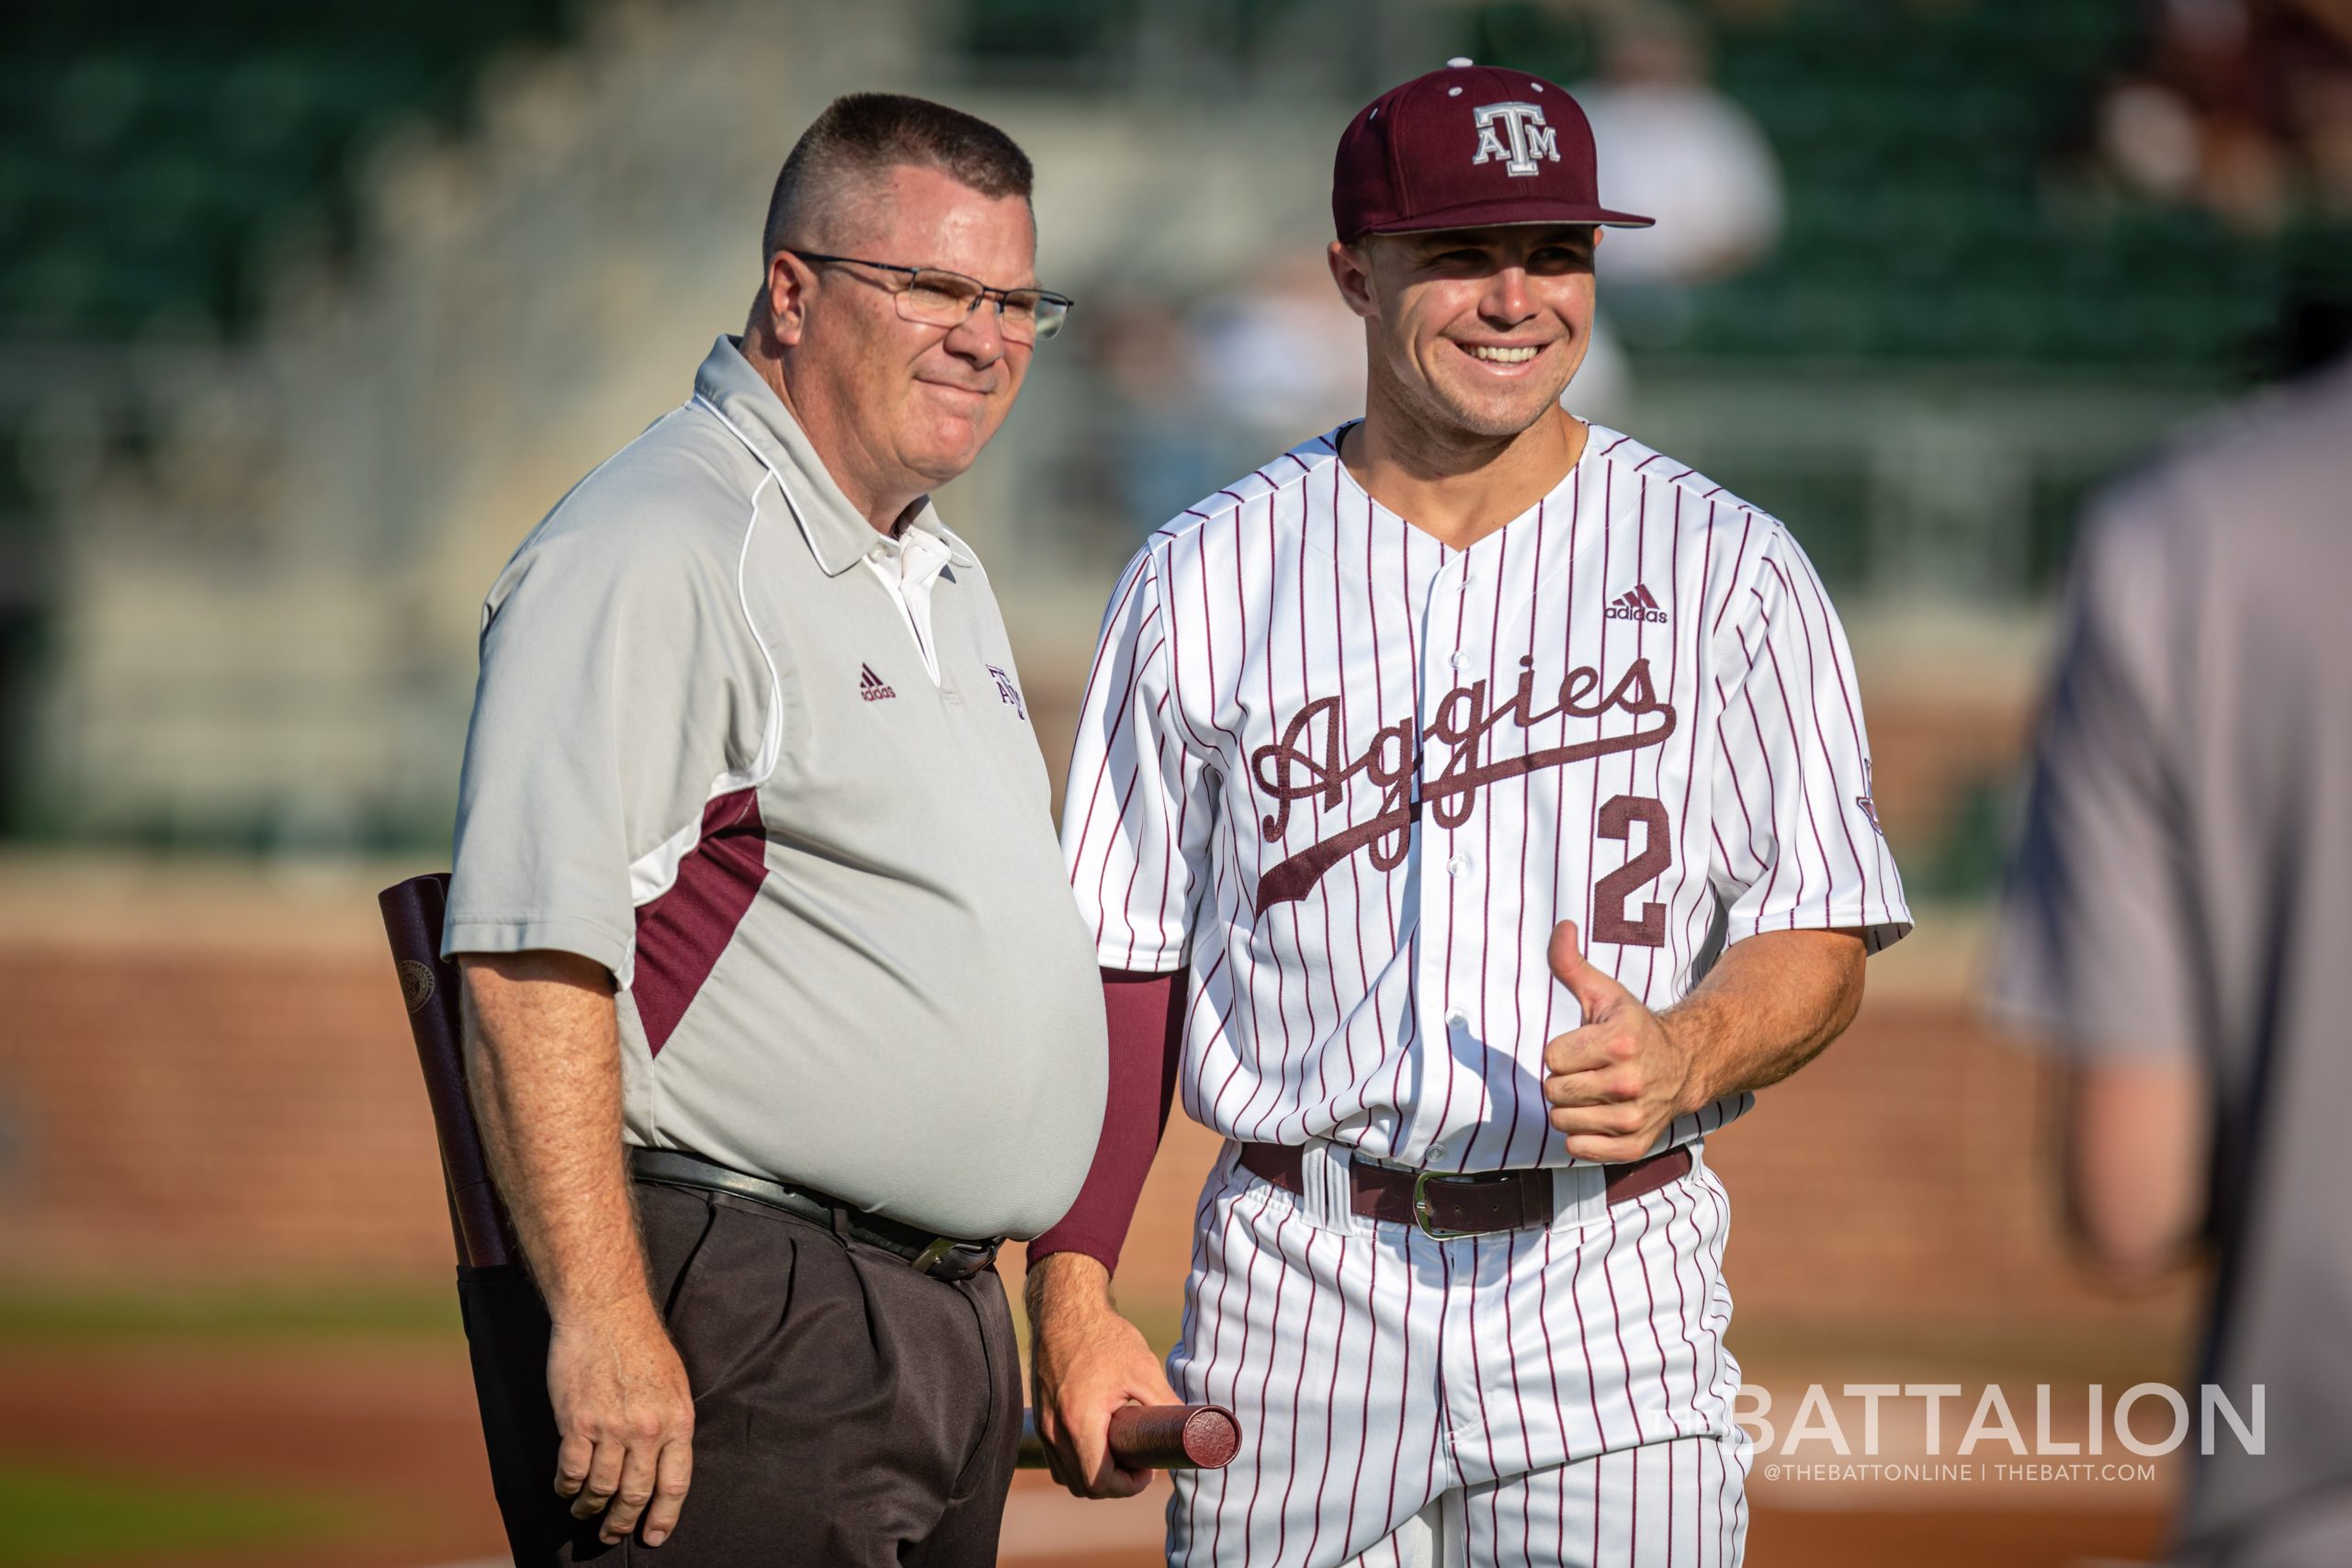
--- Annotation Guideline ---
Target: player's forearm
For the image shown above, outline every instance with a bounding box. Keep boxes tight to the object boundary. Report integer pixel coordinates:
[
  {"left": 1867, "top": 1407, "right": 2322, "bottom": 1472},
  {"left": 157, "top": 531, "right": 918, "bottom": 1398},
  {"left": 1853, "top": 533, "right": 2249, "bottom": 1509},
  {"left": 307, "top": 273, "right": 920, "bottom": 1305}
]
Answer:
[
  {"left": 458, "top": 952, "right": 655, "bottom": 1325},
  {"left": 1664, "top": 928, "right": 1867, "bottom": 1108},
  {"left": 1024, "top": 1248, "right": 1120, "bottom": 1330}
]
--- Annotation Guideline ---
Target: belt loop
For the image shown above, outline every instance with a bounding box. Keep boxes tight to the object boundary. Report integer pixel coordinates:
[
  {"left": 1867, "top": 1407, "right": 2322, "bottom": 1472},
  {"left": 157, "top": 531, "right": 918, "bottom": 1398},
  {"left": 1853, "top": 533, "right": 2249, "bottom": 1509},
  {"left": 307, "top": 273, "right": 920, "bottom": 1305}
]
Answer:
[
  {"left": 1548, "top": 1164, "right": 1608, "bottom": 1233},
  {"left": 829, "top": 1205, "right": 853, "bottom": 1242},
  {"left": 1299, "top": 1139, "right": 1355, "bottom": 1233}
]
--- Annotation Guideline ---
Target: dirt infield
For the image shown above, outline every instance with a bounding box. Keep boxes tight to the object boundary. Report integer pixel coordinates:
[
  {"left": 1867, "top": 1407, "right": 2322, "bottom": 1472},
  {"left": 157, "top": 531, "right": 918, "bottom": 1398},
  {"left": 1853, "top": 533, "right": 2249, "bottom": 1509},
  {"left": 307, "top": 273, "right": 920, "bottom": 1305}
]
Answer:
[{"left": 0, "top": 1341, "right": 2167, "bottom": 1568}]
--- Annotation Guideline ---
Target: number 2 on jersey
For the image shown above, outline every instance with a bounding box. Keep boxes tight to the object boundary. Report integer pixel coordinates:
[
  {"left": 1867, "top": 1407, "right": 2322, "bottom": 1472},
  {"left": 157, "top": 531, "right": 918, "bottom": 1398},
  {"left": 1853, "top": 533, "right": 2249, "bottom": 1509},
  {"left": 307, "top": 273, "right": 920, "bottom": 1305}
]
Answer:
[{"left": 1592, "top": 794, "right": 1670, "bottom": 947}]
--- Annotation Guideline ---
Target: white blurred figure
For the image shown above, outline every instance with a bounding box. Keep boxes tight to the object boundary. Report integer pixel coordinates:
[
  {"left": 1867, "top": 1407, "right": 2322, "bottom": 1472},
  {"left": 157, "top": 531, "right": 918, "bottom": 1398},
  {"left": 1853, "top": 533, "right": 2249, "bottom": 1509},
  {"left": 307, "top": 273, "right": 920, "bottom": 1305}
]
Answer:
[
  {"left": 1191, "top": 253, "right": 1367, "bottom": 454},
  {"left": 1566, "top": 307, "right": 1634, "bottom": 428},
  {"left": 1575, "top": 7, "right": 1784, "bottom": 290}
]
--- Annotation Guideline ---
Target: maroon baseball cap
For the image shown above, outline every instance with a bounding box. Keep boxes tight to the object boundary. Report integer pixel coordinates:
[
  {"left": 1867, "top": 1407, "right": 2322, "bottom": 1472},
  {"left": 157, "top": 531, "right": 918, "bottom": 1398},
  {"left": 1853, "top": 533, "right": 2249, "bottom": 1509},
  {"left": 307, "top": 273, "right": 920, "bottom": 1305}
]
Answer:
[{"left": 1332, "top": 59, "right": 1654, "bottom": 242}]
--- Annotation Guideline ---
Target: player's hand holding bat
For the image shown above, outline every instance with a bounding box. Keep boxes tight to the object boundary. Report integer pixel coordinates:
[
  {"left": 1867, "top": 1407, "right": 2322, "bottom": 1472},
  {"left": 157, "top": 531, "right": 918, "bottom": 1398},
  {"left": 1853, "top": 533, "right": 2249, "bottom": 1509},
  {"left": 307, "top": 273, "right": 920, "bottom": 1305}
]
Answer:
[
  {"left": 1541, "top": 919, "right": 1704, "bottom": 1163},
  {"left": 1025, "top": 1252, "right": 1183, "bottom": 1499}
]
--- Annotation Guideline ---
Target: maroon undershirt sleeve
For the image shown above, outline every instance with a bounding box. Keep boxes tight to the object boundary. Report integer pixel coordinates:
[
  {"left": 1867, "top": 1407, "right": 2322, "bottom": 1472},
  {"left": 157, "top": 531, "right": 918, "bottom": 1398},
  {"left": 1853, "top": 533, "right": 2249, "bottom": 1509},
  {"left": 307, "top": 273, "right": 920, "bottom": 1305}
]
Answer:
[{"left": 1027, "top": 967, "right": 1187, "bottom": 1276}]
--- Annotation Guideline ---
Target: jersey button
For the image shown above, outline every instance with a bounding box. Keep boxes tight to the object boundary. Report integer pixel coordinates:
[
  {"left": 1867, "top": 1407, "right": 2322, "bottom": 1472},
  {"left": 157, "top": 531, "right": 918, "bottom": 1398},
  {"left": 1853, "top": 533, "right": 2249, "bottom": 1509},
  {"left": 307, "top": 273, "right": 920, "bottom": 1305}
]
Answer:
[
  {"left": 1447, "top": 650, "right": 1473, "bottom": 671},
  {"left": 1428, "top": 1142, "right": 1448, "bottom": 1161},
  {"left": 1446, "top": 854, "right": 1470, "bottom": 878}
]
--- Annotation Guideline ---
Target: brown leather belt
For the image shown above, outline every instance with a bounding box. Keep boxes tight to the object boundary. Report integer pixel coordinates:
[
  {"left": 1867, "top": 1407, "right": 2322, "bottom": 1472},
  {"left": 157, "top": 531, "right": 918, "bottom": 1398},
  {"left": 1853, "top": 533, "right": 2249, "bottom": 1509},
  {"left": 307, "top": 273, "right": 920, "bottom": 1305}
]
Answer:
[{"left": 1237, "top": 1142, "right": 1693, "bottom": 1238}]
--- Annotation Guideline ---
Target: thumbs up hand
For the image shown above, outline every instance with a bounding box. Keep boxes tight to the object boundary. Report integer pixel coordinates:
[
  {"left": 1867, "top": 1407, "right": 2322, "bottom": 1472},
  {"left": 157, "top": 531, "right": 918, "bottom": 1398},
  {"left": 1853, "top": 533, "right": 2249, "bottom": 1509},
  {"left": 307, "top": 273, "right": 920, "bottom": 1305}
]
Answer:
[{"left": 1542, "top": 920, "right": 1702, "bottom": 1164}]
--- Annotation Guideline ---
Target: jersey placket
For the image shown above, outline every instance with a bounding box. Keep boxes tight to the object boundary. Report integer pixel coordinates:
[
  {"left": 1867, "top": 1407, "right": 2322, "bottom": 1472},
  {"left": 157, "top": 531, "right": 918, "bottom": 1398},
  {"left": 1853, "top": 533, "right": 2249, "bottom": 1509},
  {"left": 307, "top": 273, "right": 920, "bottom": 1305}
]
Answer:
[{"left": 1404, "top": 532, "right": 1493, "bottom": 1171}]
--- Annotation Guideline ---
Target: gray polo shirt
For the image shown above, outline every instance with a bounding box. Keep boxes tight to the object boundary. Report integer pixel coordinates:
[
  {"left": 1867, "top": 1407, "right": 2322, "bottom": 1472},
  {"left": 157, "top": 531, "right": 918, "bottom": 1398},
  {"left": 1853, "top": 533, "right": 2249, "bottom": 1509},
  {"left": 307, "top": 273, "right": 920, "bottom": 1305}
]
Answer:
[
  {"left": 1992, "top": 358, "right": 2352, "bottom": 1563},
  {"left": 444, "top": 335, "right": 1107, "bottom": 1241}
]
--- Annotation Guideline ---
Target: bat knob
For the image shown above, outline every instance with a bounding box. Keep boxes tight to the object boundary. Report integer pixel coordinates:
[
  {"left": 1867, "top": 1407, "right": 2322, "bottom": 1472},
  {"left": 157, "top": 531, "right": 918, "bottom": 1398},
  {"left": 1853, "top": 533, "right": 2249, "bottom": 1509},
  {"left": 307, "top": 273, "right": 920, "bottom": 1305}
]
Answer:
[{"left": 1180, "top": 1404, "right": 1241, "bottom": 1469}]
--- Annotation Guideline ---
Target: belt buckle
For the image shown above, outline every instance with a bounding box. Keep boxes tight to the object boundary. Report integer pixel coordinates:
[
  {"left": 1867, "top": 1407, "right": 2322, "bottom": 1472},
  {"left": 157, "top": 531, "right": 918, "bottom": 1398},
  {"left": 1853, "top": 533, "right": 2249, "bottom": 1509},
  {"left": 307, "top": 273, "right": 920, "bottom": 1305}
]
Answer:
[
  {"left": 911, "top": 1235, "right": 999, "bottom": 1282},
  {"left": 1409, "top": 1169, "right": 1480, "bottom": 1240}
]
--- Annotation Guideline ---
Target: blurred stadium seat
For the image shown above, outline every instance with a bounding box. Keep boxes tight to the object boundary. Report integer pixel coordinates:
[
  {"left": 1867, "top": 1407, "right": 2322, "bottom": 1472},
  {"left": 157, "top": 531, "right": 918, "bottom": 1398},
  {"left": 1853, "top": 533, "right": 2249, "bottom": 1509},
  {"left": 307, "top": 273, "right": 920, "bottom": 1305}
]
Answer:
[
  {"left": 0, "top": 0, "right": 576, "bottom": 835},
  {"left": 1, "top": 2, "right": 574, "bottom": 342},
  {"left": 1, "top": 0, "right": 2343, "bottom": 879}
]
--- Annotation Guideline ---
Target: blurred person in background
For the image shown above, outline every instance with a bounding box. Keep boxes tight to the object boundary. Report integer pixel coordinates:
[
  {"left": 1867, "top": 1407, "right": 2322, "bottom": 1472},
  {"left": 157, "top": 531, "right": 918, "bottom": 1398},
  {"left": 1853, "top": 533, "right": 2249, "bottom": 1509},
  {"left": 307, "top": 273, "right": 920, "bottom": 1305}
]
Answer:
[
  {"left": 1084, "top": 293, "right": 1227, "bottom": 534},
  {"left": 1574, "top": 6, "right": 1783, "bottom": 299},
  {"left": 1190, "top": 252, "right": 1370, "bottom": 461},
  {"left": 442, "top": 93, "right": 1104, "bottom": 1565},
  {"left": 1991, "top": 347, "right": 2352, "bottom": 1567},
  {"left": 2093, "top": 0, "right": 2352, "bottom": 231}
]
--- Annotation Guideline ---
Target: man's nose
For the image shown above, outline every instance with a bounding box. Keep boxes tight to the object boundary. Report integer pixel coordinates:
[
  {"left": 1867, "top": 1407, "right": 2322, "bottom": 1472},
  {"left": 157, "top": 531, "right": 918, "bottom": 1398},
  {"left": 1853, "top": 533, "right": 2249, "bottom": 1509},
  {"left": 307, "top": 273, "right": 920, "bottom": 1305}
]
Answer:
[
  {"left": 944, "top": 299, "right": 1007, "bottom": 365},
  {"left": 1481, "top": 266, "right": 1536, "bottom": 322}
]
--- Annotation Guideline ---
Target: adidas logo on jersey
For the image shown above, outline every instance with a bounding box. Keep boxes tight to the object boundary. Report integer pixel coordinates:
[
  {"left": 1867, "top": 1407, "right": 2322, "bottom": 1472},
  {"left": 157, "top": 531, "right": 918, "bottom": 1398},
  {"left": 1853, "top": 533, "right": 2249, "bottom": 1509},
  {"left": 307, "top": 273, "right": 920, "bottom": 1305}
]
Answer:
[
  {"left": 858, "top": 663, "right": 897, "bottom": 702},
  {"left": 1605, "top": 584, "right": 1668, "bottom": 624}
]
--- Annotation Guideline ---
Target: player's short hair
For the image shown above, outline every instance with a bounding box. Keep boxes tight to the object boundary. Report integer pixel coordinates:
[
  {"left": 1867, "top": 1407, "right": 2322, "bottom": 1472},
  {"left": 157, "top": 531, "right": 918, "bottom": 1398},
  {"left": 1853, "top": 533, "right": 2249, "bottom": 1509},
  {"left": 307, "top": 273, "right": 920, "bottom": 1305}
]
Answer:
[{"left": 763, "top": 93, "right": 1034, "bottom": 259}]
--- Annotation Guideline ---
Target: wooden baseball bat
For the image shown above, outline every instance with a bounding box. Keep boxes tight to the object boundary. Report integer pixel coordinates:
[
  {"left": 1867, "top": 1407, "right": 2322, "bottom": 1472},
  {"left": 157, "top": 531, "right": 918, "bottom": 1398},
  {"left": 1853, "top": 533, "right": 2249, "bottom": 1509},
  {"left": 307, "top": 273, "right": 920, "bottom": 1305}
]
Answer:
[
  {"left": 379, "top": 872, "right": 518, "bottom": 1269},
  {"left": 1016, "top": 1403, "right": 1241, "bottom": 1472}
]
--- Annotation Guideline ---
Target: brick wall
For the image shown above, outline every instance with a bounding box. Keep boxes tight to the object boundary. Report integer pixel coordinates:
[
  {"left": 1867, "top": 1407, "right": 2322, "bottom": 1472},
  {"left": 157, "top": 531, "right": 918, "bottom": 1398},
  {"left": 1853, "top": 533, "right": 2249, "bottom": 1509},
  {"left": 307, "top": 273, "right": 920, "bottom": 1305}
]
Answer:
[
  {"left": 0, "top": 864, "right": 2189, "bottom": 1358},
  {"left": 0, "top": 941, "right": 453, "bottom": 1280}
]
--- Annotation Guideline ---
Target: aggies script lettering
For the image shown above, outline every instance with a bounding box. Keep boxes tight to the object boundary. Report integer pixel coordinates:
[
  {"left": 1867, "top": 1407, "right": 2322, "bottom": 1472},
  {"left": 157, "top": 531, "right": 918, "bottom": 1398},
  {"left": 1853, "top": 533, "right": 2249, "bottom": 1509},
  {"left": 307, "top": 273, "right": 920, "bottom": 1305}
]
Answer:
[{"left": 1248, "top": 654, "right": 1677, "bottom": 913}]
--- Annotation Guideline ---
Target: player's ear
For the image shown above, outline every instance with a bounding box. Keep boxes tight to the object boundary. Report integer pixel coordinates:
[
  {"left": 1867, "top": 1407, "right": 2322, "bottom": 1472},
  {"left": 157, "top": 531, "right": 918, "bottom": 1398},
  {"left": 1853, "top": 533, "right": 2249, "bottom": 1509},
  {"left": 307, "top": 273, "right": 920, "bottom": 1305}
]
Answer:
[{"left": 1328, "top": 239, "right": 1378, "bottom": 320}]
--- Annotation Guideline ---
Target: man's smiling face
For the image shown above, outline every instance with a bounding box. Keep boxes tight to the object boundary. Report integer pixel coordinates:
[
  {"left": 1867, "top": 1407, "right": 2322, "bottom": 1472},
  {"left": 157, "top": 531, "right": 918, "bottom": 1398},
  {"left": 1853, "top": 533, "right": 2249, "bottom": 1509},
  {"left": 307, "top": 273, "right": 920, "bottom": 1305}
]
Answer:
[
  {"left": 1333, "top": 223, "right": 1600, "bottom": 440},
  {"left": 792, "top": 162, "right": 1038, "bottom": 492}
]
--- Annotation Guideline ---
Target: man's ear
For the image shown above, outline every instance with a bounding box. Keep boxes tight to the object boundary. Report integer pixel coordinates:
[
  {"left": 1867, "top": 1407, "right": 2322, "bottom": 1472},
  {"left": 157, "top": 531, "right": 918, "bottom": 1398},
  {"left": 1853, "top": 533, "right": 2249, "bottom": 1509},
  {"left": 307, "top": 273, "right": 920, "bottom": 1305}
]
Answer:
[
  {"left": 1328, "top": 239, "right": 1379, "bottom": 321},
  {"left": 764, "top": 251, "right": 814, "bottom": 346}
]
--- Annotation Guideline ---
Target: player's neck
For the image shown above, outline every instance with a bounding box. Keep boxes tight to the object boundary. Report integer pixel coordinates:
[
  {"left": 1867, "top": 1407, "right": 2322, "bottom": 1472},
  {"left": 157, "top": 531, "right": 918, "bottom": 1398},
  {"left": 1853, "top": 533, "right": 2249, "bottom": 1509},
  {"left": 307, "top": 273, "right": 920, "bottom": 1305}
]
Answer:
[{"left": 1342, "top": 400, "right": 1589, "bottom": 552}]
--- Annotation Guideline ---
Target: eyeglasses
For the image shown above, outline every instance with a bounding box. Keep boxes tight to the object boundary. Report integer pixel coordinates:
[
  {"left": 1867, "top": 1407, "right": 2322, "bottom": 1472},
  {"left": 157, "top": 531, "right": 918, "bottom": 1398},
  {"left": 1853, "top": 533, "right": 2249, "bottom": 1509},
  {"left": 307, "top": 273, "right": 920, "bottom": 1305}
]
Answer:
[{"left": 787, "top": 251, "right": 1073, "bottom": 343}]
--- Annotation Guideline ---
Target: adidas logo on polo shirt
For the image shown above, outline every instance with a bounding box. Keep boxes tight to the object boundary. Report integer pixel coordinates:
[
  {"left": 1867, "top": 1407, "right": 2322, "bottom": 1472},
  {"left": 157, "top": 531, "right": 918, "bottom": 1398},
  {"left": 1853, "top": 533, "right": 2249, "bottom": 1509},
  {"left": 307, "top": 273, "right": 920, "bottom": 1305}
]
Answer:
[
  {"left": 858, "top": 663, "right": 897, "bottom": 702},
  {"left": 1605, "top": 583, "right": 1667, "bottom": 624}
]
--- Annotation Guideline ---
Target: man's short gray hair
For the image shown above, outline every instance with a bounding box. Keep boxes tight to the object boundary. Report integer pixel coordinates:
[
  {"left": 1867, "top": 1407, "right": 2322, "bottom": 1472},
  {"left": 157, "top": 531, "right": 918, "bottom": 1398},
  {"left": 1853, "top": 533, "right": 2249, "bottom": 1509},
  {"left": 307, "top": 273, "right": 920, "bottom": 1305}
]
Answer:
[{"left": 763, "top": 93, "right": 1035, "bottom": 259}]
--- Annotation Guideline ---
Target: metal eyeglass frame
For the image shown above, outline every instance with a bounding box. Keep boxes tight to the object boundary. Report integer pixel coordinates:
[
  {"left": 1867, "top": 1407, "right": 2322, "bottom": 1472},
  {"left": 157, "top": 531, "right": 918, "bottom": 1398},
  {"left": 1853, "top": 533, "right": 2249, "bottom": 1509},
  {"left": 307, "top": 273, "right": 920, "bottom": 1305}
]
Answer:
[{"left": 786, "top": 250, "right": 1073, "bottom": 341}]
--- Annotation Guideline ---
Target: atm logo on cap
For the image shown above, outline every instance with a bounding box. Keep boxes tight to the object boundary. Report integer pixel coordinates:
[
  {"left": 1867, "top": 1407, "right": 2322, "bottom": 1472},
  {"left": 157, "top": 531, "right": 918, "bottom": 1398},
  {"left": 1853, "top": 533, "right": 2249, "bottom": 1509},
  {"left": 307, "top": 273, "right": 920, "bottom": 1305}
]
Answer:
[{"left": 1472, "top": 102, "right": 1559, "bottom": 176}]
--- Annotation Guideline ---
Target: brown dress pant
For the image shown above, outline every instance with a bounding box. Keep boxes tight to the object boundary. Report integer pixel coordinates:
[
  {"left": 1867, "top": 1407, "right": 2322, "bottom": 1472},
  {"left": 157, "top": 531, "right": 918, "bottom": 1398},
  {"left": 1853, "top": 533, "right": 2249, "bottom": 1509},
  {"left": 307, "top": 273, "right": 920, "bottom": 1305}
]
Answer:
[{"left": 462, "top": 1179, "right": 1022, "bottom": 1567}]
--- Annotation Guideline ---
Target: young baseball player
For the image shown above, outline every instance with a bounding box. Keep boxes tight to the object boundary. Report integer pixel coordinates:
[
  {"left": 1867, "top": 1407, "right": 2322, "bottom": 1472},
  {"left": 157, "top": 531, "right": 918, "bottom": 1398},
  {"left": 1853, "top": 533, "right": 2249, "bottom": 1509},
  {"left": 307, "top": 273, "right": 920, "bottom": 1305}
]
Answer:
[{"left": 1024, "top": 62, "right": 1912, "bottom": 1566}]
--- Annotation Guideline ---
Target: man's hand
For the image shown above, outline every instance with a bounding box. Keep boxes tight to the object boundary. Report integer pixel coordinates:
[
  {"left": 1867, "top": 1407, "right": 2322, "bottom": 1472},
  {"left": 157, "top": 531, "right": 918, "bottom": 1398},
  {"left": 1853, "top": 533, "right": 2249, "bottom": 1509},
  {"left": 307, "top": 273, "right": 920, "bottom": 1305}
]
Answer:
[
  {"left": 1542, "top": 919, "right": 1702, "bottom": 1163},
  {"left": 548, "top": 1302, "right": 696, "bottom": 1546},
  {"left": 458, "top": 952, "right": 696, "bottom": 1547},
  {"left": 1024, "top": 1252, "right": 1180, "bottom": 1499}
]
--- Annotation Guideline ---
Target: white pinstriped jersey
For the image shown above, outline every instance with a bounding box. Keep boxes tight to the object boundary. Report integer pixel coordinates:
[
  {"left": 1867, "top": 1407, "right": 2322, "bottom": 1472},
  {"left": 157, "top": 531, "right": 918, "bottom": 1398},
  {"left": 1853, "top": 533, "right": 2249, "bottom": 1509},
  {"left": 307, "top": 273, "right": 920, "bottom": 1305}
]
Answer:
[{"left": 1064, "top": 423, "right": 1911, "bottom": 1175}]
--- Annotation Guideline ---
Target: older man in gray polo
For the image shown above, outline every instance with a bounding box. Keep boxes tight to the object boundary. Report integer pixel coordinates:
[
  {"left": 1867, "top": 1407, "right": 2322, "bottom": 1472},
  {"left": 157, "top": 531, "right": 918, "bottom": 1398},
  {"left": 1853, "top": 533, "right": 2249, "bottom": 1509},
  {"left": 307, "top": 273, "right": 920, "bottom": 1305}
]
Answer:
[{"left": 443, "top": 94, "right": 1104, "bottom": 1565}]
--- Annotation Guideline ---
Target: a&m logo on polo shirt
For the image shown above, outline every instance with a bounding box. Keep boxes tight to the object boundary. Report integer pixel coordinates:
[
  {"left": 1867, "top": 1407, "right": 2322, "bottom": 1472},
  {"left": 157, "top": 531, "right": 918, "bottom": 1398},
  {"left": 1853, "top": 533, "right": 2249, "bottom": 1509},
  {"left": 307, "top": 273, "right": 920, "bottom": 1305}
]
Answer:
[
  {"left": 1472, "top": 102, "right": 1560, "bottom": 176},
  {"left": 984, "top": 663, "right": 1026, "bottom": 720}
]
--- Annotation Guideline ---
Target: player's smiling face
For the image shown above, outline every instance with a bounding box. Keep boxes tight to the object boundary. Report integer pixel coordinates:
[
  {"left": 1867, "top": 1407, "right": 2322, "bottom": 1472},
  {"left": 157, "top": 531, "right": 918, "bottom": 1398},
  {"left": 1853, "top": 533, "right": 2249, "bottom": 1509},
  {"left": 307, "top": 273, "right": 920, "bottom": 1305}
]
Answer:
[
  {"left": 780, "top": 163, "right": 1038, "bottom": 494},
  {"left": 1333, "top": 223, "right": 1599, "bottom": 440}
]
